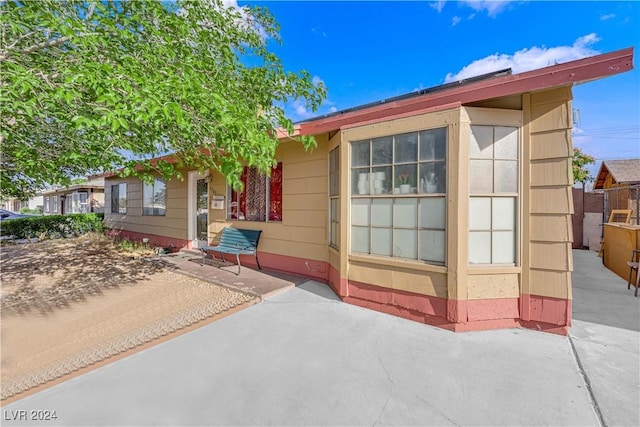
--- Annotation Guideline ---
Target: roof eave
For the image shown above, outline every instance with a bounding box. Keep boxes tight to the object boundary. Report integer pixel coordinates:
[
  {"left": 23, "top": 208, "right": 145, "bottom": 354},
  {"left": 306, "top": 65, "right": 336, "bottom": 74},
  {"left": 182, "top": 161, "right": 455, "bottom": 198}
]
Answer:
[{"left": 296, "top": 47, "right": 634, "bottom": 136}]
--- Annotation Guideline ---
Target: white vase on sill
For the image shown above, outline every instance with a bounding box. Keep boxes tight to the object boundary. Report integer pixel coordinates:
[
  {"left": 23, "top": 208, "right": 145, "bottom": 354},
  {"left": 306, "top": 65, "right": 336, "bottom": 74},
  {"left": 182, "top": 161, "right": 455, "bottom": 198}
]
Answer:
[{"left": 400, "top": 184, "right": 411, "bottom": 194}]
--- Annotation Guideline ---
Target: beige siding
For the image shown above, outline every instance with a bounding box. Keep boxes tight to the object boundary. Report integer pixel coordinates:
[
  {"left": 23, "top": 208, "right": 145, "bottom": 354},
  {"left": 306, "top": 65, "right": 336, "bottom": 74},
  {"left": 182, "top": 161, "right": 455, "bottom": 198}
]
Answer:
[
  {"left": 527, "top": 87, "right": 574, "bottom": 299},
  {"left": 104, "top": 174, "right": 188, "bottom": 240},
  {"left": 348, "top": 259, "right": 447, "bottom": 298}
]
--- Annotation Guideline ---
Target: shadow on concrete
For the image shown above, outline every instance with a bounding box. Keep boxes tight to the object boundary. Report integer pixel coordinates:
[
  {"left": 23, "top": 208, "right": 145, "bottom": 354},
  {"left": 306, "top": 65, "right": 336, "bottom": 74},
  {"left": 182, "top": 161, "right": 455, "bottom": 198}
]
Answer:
[
  {"left": 296, "top": 280, "right": 341, "bottom": 301},
  {"left": 571, "top": 249, "right": 640, "bottom": 332}
]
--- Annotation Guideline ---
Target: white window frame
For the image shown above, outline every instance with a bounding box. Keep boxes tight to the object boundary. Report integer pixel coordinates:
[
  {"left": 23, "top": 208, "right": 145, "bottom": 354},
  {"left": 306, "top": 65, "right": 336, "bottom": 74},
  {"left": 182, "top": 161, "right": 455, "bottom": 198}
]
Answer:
[{"left": 329, "top": 147, "right": 340, "bottom": 249}]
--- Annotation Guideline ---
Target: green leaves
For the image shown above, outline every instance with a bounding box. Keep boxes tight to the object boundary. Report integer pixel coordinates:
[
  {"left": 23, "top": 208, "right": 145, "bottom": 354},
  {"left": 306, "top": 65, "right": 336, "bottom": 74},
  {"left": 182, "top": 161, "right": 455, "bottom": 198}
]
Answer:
[
  {"left": 573, "top": 148, "right": 596, "bottom": 184},
  {"left": 0, "top": 0, "right": 326, "bottom": 199}
]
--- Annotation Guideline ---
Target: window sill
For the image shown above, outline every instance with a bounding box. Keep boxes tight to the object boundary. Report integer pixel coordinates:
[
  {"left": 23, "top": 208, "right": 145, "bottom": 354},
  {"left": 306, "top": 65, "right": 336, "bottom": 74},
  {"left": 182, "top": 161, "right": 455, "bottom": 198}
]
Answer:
[
  {"left": 467, "top": 265, "right": 521, "bottom": 275},
  {"left": 349, "top": 253, "right": 447, "bottom": 274}
]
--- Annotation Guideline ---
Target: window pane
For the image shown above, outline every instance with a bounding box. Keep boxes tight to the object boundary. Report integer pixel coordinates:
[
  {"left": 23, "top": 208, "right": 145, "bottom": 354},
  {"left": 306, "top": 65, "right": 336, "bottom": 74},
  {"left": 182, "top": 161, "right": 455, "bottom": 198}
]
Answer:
[
  {"left": 371, "top": 198, "right": 392, "bottom": 227},
  {"left": 419, "top": 128, "right": 446, "bottom": 161},
  {"left": 420, "top": 230, "right": 445, "bottom": 263},
  {"left": 469, "top": 197, "right": 491, "bottom": 230},
  {"left": 393, "top": 229, "right": 417, "bottom": 259},
  {"left": 331, "top": 199, "right": 339, "bottom": 221},
  {"left": 470, "top": 160, "right": 493, "bottom": 193},
  {"left": 394, "top": 132, "right": 417, "bottom": 163},
  {"left": 111, "top": 185, "right": 119, "bottom": 214},
  {"left": 394, "top": 164, "right": 417, "bottom": 192},
  {"left": 153, "top": 179, "right": 166, "bottom": 215},
  {"left": 352, "top": 140, "right": 370, "bottom": 167},
  {"left": 494, "top": 160, "right": 518, "bottom": 193},
  {"left": 470, "top": 125, "right": 493, "bottom": 159},
  {"left": 372, "top": 136, "right": 392, "bottom": 165},
  {"left": 371, "top": 166, "right": 392, "bottom": 195},
  {"left": 492, "top": 197, "right": 515, "bottom": 230},
  {"left": 353, "top": 170, "right": 370, "bottom": 195},
  {"left": 394, "top": 198, "right": 417, "bottom": 228},
  {"left": 143, "top": 182, "right": 153, "bottom": 214},
  {"left": 331, "top": 222, "right": 339, "bottom": 247},
  {"left": 371, "top": 227, "right": 392, "bottom": 256},
  {"left": 419, "top": 161, "right": 446, "bottom": 193},
  {"left": 118, "top": 183, "right": 127, "bottom": 214},
  {"left": 351, "top": 226, "right": 370, "bottom": 253},
  {"left": 492, "top": 231, "right": 515, "bottom": 263},
  {"left": 494, "top": 127, "right": 518, "bottom": 159},
  {"left": 351, "top": 198, "right": 370, "bottom": 226},
  {"left": 469, "top": 231, "right": 491, "bottom": 264},
  {"left": 245, "top": 168, "right": 265, "bottom": 221},
  {"left": 420, "top": 197, "right": 445, "bottom": 229},
  {"left": 329, "top": 148, "right": 339, "bottom": 197}
]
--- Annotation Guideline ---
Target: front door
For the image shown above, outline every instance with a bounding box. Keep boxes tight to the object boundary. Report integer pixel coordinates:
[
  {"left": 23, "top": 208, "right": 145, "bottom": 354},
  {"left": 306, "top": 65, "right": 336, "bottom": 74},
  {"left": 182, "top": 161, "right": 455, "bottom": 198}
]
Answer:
[{"left": 188, "top": 171, "right": 209, "bottom": 249}]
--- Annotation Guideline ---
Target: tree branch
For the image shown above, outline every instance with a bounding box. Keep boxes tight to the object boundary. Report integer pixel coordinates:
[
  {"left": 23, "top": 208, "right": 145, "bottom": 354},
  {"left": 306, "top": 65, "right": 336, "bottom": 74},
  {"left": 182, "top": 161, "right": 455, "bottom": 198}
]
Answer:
[{"left": 1, "top": 32, "right": 98, "bottom": 62}]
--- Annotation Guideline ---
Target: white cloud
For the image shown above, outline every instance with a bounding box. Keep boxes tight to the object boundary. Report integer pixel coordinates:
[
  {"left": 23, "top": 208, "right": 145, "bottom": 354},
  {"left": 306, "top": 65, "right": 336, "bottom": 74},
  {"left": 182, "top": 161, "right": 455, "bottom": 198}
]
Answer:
[
  {"left": 312, "top": 75, "right": 324, "bottom": 87},
  {"left": 292, "top": 99, "right": 313, "bottom": 119},
  {"left": 312, "top": 26, "right": 327, "bottom": 37},
  {"left": 328, "top": 106, "right": 338, "bottom": 113},
  {"left": 430, "top": 1, "right": 446, "bottom": 13},
  {"left": 444, "top": 33, "right": 601, "bottom": 83},
  {"left": 600, "top": 13, "right": 616, "bottom": 20},
  {"left": 452, "top": 16, "right": 462, "bottom": 26},
  {"left": 460, "top": 1, "right": 513, "bottom": 17},
  {"left": 215, "top": 0, "right": 268, "bottom": 42}
]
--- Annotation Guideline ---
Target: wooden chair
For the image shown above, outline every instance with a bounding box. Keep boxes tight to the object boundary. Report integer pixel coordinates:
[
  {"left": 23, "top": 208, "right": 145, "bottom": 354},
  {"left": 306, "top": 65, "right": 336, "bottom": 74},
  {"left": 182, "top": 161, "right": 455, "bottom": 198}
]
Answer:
[
  {"left": 599, "top": 209, "right": 634, "bottom": 258},
  {"left": 627, "top": 249, "right": 640, "bottom": 297}
]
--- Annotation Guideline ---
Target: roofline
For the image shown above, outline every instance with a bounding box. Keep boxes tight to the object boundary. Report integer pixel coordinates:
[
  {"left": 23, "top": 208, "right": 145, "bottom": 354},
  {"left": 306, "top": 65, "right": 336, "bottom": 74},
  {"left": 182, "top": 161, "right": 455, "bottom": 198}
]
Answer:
[{"left": 296, "top": 47, "right": 634, "bottom": 136}]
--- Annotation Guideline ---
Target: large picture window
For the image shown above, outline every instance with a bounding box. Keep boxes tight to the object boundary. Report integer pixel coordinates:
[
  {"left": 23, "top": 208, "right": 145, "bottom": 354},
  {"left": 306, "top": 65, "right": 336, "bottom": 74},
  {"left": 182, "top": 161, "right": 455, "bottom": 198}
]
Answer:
[
  {"left": 111, "top": 183, "right": 127, "bottom": 214},
  {"left": 143, "top": 178, "right": 166, "bottom": 216},
  {"left": 469, "top": 125, "right": 518, "bottom": 265},
  {"left": 329, "top": 148, "right": 340, "bottom": 248},
  {"left": 350, "top": 127, "right": 447, "bottom": 264},
  {"left": 228, "top": 163, "right": 282, "bottom": 222}
]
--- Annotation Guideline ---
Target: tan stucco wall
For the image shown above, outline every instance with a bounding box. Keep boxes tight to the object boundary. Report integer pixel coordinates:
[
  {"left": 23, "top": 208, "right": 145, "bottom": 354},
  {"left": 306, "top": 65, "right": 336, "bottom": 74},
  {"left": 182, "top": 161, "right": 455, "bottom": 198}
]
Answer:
[{"left": 104, "top": 174, "right": 188, "bottom": 241}]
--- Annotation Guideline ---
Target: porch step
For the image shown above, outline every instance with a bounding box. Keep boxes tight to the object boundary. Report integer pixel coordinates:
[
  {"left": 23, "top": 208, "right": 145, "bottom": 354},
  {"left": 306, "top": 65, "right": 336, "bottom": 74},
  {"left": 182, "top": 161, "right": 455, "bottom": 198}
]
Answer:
[{"left": 178, "top": 248, "right": 202, "bottom": 257}]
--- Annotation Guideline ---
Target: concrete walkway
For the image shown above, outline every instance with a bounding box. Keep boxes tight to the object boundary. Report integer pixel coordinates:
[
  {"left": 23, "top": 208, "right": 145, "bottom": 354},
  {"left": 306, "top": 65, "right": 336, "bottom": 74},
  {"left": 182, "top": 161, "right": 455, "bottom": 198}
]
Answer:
[
  {"left": 2, "top": 251, "right": 638, "bottom": 426},
  {"left": 569, "top": 249, "right": 639, "bottom": 427}
]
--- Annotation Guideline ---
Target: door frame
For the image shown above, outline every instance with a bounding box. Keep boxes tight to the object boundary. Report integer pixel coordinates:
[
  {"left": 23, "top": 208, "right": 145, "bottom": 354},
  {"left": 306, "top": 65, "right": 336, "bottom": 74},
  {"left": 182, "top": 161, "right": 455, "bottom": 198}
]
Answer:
[{"left": 187, "top": 170, "right": 209, "bottom": 249}]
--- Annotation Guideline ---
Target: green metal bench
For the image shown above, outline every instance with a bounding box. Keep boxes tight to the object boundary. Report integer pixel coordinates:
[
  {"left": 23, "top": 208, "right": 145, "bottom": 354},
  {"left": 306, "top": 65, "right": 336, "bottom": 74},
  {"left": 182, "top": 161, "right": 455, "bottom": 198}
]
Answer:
[{"left": 200, "top": 227, "right": 262, "bottom": 275}]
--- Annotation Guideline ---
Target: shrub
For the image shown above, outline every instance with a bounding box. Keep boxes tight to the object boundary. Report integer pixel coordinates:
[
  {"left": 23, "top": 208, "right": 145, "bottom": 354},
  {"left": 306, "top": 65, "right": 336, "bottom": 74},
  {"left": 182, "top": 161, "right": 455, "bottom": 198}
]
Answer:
[
  {"left": 19, "top": 207, "right": 43, "bottom": 214},
  {"left": 0, "top": 213, "right": 104, "bottom": 239}
]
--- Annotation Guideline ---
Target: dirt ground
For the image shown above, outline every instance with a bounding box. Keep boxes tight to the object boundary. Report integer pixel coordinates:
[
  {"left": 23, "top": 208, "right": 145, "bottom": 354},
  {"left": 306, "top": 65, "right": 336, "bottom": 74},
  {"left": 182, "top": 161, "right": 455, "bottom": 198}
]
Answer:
[{"left": 0, "top": 234, "right": 257, "bottom": 401}]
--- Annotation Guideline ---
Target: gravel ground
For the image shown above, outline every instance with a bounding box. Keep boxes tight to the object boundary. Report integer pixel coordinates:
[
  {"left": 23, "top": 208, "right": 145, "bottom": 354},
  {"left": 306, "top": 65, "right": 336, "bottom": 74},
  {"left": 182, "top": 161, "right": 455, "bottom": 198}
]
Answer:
[{"left": 0, "top": 234, "right": 258, "bottom": 401}]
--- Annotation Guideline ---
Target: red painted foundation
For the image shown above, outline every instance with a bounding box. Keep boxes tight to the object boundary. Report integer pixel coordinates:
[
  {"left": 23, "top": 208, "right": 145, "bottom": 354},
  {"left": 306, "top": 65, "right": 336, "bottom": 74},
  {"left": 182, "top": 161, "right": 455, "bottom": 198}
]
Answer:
[{"left": 105, "top": 233, "right": 571, "bottom": 335}]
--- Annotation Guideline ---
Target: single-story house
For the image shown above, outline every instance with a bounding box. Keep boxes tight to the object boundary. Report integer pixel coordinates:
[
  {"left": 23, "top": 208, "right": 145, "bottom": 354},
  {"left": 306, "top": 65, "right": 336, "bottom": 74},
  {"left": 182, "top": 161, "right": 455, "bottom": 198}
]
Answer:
[
  {"left": 594, "top": 159, "right": 640, "bottom": 190},
  {"left": 41, "top": 178, "right": 105, "bottom": 215},
  {"left": 0, "top": 195, "right": 44, "bottom": 213},
  {"left": 103, "top": 47, "right": 634, "bottom": 334}
]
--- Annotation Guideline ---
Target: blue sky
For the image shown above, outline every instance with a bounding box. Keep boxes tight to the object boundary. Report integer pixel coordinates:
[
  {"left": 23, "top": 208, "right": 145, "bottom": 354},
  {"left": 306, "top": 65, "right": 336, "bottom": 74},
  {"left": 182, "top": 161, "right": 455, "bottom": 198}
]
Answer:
[{"left": 235, "top": 0, "right": 639, "bottom": 180}]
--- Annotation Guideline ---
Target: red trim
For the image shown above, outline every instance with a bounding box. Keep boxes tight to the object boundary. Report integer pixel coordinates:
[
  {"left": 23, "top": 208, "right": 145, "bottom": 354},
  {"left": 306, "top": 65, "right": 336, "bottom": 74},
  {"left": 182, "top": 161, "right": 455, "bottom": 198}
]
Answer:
[
  {"left": 209, "top": 250, "right": 330, "bottom": 282},
  {"left": 467, "top": 298, "right": 520, "bottom": 321},
  {"left": 300, "top": 48, "right": 633, "bottom": 135},
  {"left": 526, "top": 294, "right": 572, "bottom": 327},
  {"left": 328, "top": 264, "right": 348, "bottom": 297},
  {"left": 105, "top": 229, "right": 189, "bottom": 251}
]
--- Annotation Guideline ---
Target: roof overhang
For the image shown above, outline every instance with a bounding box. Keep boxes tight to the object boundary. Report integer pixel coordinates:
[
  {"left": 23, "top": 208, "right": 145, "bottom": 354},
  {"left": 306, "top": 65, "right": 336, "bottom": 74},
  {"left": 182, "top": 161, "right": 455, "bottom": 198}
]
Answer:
[{"left": 295, "top": 47, "right": 634, "bottom": 136}]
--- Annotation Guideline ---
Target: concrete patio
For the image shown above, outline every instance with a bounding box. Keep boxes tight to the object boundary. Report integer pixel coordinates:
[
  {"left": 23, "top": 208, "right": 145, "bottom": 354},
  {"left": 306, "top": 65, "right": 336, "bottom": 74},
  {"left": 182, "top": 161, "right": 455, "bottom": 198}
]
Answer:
[{"left": 1, "top": 250, "right": 638, "bottom": 426}]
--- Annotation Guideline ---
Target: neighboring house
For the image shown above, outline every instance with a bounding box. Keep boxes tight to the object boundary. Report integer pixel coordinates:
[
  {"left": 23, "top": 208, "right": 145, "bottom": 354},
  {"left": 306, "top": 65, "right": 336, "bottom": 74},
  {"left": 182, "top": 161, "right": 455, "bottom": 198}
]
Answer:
[
  {"left": 0, "top": 195, "right": 44, "bottom": 213},
  {"left": 103, "top": 47, "right": 633, "bottom": 335},
  {"left": 594, "top": 159, "right": 640, "bottom": 189},
  {"left": 594, "top": 158, "right": 640, "bottom": 225},
  {"left": 41, "top": 178, "right": 105, "bottom": 215}
]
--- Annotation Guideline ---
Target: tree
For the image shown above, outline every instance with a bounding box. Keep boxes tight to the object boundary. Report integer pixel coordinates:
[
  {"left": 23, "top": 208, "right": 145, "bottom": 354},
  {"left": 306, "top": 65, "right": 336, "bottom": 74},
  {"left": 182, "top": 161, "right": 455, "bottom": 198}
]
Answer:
[
  {"left": 572, "top": 148, "right": 596, "bottom": 184},
  {"left": 1, "top": 0, "right": 326, "bottom": 198}
]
